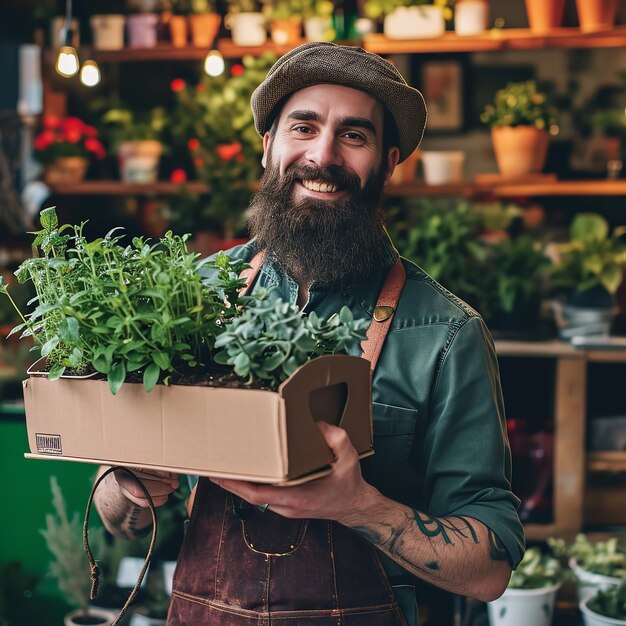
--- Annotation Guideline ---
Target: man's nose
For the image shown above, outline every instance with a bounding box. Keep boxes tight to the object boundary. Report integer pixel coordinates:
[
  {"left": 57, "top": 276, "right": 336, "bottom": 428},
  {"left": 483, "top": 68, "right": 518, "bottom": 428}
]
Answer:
[{"left": 304, "top": 132, "right": 343, "bottom": 168}]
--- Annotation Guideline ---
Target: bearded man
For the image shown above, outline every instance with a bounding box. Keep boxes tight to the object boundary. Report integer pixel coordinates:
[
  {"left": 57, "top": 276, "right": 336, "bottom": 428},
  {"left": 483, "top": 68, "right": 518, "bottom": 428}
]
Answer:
[{"left": 94, "top": 43, "right": 524, "bottom": 626}]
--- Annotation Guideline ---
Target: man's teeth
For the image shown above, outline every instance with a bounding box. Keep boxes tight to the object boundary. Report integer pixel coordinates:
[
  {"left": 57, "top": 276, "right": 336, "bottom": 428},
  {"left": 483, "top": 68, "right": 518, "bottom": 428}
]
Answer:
[{"left": 302, "top": 180, "right": 338, "bottom": 193}]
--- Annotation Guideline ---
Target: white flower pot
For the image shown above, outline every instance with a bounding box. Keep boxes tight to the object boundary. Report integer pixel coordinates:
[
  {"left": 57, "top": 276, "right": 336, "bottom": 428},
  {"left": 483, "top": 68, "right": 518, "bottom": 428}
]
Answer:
[
  {"left": 454, "top": 0, "right": 489, "bottom": 35},
  {"left": 225, "top": 12, "right": 267, "bottom": 46},
  {"left": 421, "top": 151, "right": 465, "bottom": 185},
  {"left": 487, "top": 584, "right": 561, "bottom": 626},
  {"left": 64, "top": 608, "right": 117, "bottom": 626},
  {"left": 91, "top": 15, "right": 126, "bottom": 51},
  {"left": 118, "top": 141, "right": 162, "bottom": 183},
  {"left": 304, "top": 16, "right": 333, "bottom": 41},
  {"left": 580, "top": 595, "right": 626, "bottom": 626},
  {"left": 571, "top": 558, "right": 623, "bottom": 603},
  {"left": 383, "top": 6, "right": 445, "bottom": 40}
]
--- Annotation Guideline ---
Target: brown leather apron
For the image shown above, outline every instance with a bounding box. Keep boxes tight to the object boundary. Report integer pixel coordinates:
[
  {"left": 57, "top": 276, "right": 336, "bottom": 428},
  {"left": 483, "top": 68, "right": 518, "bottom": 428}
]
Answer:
[{"left": 167, "top": 255, "right": 407, "bottom": 626}]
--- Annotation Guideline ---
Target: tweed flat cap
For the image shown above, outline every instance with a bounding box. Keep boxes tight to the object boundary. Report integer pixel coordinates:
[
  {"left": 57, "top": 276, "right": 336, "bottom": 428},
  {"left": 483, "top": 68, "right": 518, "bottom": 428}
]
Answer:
[{"left": 251, "top": 42, "right": 427, "bottom": 163}]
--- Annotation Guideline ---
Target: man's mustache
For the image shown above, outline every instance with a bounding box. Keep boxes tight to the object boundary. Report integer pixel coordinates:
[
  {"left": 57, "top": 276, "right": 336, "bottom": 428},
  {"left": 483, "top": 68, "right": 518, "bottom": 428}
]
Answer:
[{"left": 280, "top": 164, "right": 361, "bottom": 193}]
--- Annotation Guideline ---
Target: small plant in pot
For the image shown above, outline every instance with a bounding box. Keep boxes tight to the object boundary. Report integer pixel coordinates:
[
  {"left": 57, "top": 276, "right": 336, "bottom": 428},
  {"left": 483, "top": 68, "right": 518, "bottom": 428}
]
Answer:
[
  {"left": 548, "top": 212, "right": 626, "bottom": 340},
  {"left": 581, "top": 582, "right": 626, "bottom": 626},
  {"left": 187, "top": 0, "right": 221, "bottom": 48},
  {"left": 263, "top": 0, "right": 305, "bottom": 44},
  {"left": 224, "top": 0, "right": 267, "bottom": 46},
  {"left": 363, "top": 0, "right": 452, "bottom": 39},
  {"left": 480, "top": 80, "right": 558, "bottom": 179},
  {"left": 301, "top": 0, "right": 335, "bottom": 41},
  {"left": 487, "top": 546, "right": 565, "bottom": 626},
  {"left": 549, "top": 534, "right": 626, "bottom": 603}
]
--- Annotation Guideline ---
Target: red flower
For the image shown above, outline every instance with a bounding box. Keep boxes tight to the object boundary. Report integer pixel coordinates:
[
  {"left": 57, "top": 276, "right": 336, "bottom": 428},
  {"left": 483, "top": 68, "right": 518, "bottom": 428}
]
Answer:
[
  {"left": 65, "top": 129, "right": 82, "bottom": 143},
  {"left": 187, "top": 138, "right": 200, "bottom": 152},
  {"left": 34, "top": 129, "right": 56, "bottom": 151},
  {"left": 61, "top": 117, "right": 85, "bottom": 135},
  {"left": 195, "top": 83, "right": 206, "bottom": 94},
  {"left": 170, "top": 168, "right": 187, "bottom": 184},
  {"left": 83, "top": 124, "right": 99, "bottom": 137},
  {"left": 217, "top": 142, "right": 243, "bottom": 161},
  {"left": 43, "top": 116, "right": 61, "bottom": 130},
  {"left": 171, "top": 78, "right": 186, "bottom": 93},
  {"left": 85, "top": 138, "right": 106, "bottom": 159},
  {"left": 230, "top": 64, "right": 244, "bottom": 77}
]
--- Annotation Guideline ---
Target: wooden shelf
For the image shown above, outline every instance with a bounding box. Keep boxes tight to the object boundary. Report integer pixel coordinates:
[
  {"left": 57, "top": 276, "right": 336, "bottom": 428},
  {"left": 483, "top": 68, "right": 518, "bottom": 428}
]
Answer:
[
  {"left": 364, "top": 27, "right": 626, "bottom": 55},
  {"left": 587, "top": 451, "right": 626, "bottom": 474},
  {"left": 494, "top": 340, "right": 580, "bottom": 358},
  {"left": 48, "top": 181, "right": 209, "bottom": 195}
]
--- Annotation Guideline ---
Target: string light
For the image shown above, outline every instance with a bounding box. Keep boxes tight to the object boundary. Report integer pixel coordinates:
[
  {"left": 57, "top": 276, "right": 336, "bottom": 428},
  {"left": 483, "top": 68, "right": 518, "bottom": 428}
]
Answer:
[
  {"left": 56, "top": 45, "right": 79, "bottom": 77},
  {"left": 204, "top": 50, "right": 225, "bottom": 77},
  {"left": 80, "top": 60, "right": 101, "bottom": 87}
]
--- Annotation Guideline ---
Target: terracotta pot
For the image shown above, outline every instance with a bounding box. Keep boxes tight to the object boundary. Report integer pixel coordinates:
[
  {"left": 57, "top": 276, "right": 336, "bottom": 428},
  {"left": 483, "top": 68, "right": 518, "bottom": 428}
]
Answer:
[
  {"left": 270, "top": 18, "right": 302, "bottom": 45},
  {"left": 524, "top": 0, "right": 565, "bottom": 33},
  {"left": 169, "top": 14, "right": 188, "bottom": 47},
  {"left": 575, "top": 0, "right": 617, "bottom": 32},
  {"left": 491, "top": 126, "right": 550, "bottom": 179},
  {"left": 43, "top": 156, "right": 89, "bottom": 185},
  {"left": 189, "top": 13, "right": 221, "bottom": 47}
]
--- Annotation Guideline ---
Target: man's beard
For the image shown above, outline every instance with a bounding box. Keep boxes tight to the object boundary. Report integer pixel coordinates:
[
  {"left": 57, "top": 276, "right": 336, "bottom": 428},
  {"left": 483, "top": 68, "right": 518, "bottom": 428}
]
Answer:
[{"left": 247, "top": 154, "right": 391, "bottom": 287}]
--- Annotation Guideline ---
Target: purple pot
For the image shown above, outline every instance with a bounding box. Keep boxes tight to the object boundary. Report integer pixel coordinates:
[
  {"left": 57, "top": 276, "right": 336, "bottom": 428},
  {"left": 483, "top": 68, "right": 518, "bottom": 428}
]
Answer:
[{"left": 127, "top": 14, "right": 159, "bottom": 48}]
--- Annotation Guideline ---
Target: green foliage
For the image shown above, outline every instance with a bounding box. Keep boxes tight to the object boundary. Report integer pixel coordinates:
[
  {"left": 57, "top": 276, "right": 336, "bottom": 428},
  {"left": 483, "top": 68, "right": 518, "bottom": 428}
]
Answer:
[
  {"left": 0, "top": 562, "right": 40, "bottom": 626},
  {"left": 480, "top": 81, "right": 558, "bottom": 130},
  {"left": 101, "top": 106, "right": 167, "bottom": 154},
  {"left": 2, "top": 207, "right": 249, "bottom": 394},
  {"left": 588, "top": 583, "right": 626, "bottom": 620},
  {"left": 549, "top": 213, "right": 626, "bottom": 295},
  {"left": 263, "top": 0, "right": 306, "bottom": 20},
  {"left": 39, "top": 476, "right": 105, "bottom": 615},
  {"left": 214, "top": 292, "right": 368, "bottom": 387},
  {"left": 226, "top": 0, "right": 261, "bottom": 13},
  {"left": 508, "top": 547, "right": 564, "bottom": 589},
  {"left": 549, "top": 534, "right": 626, "bottom": 578},
  {"left": 168, "top": 54, "right": 274, "bottom": 234},
  {"left": 363, "top": 0, "right": 451, "bottom": 22}
]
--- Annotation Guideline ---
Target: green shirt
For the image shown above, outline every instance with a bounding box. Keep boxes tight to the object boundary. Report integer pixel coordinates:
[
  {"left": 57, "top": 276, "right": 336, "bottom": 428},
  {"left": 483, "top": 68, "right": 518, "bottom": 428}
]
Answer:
[{"left": 198, "top": 239, "right": 525, "bottom": 583}]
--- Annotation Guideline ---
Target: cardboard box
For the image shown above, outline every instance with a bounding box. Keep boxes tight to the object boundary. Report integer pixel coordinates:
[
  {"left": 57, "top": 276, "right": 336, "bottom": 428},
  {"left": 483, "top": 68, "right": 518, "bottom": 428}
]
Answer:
[{"left": 23, "top": 355, "right": 373, "bottom": 485}]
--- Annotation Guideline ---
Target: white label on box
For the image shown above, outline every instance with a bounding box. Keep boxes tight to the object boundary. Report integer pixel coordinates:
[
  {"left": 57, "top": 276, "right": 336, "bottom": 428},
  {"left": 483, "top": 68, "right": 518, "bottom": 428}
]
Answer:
[{"left": 35, "top": 433, "right": 62, "bottom": 454}]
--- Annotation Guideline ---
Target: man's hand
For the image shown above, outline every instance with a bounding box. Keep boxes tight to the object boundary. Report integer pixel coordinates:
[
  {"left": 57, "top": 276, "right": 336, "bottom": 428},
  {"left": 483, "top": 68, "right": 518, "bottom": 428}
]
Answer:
[
  {"left": 114, "top": 468, "right": 179, "bottom": 508},
  {"left": 210, "top": 421, "right": 377, "bottom": 522}
]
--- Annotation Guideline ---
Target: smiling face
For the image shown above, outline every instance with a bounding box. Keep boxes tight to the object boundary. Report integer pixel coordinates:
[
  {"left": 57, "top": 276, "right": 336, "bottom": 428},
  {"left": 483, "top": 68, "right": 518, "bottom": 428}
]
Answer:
[{"left": 247, "top": 84, "right": 401, "bottom": 288}]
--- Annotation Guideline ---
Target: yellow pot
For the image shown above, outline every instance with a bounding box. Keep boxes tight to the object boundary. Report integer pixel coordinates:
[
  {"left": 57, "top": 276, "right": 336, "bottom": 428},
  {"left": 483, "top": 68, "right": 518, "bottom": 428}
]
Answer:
[
  {"left": 43, "top": 156, "right": 89, "bottom": 185},
  {"left": 491, "top": 126, "right": 549, "bottom": 179}
]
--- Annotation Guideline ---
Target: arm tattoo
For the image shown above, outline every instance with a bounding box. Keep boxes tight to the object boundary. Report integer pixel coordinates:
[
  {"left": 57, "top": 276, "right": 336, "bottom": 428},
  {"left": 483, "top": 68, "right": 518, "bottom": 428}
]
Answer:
[
  {"left": 413, "top": 512, "right": 480, "bottom": 545},
  {"left": 352, "top": 526, "right": 382, "bottom": 545},
  {"left": 488, "top": 529, "right": 509, "bottom": 562}
]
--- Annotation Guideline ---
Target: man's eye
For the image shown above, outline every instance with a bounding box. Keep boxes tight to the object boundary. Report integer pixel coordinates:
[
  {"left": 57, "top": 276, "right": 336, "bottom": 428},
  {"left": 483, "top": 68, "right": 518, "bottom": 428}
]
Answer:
[
  {"left": 344, "top": 132, "right": 366, "bottom": 141},
  {"left": 293, "top": 126, "right": 312, "bottom": 134}
]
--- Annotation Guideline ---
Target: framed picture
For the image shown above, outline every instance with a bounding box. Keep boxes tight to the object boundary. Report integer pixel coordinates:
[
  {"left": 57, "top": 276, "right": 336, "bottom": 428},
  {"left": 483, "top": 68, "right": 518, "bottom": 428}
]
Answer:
[{"left": 421, "top": 60, "right": 464, "bottom": 132}]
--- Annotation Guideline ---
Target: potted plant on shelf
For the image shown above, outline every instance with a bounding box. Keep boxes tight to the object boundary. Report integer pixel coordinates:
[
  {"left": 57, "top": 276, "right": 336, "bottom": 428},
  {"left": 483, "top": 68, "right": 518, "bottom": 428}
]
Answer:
[
  {"left": 524, "top": 0, "right": 565, "bottom": 34},
  {"left": 453, "top": 0, "right": 489, "bottom": 36},
  {"left": 480, "top": 80, "right": 558, "bottom": 179},
  {"left": 302, "top": 0, "right": 335, "bottom": 41},
  {"left": 362, "top": 0, "right": 452, "bottom": 40},
  {"left": 487, "top": 546, "right": 565, "bottom": 626},
  {"left": 548, "top": 212, "right": 626, "bottom": 340},
  {"left": 576, "top": 0, "right": 618, "bottom": 33},
  {"left": 90, "top": 1, "right": 126, "bottom": 51},
  {"left": 101, "top": 106, "right": 167, "bottom": 183},
  {"left": 126, "top": 0, "right": 161, "bottom": 48},
  {"left": 34, "top": 116, "right": 106, "bottom": 185},
  {"left": 549, "top": 534, "right": 626, "bottom": 603},
  {"left": 580, "top": 582, "right": 626, "bottom": 626},
  {"left": 41, "top": 476, "right": 116, "bottom": 626},
  {"left": 263, "top": 0, "right": 304, "bottom": 45},
  {"left": 166, "top": 0, "right": 190, "bottom": 47},
  {"left": 224, "top": 0, "right": 267, "bottom": 46},
  {"left": 188, "top": 0, "right": 221, "bottom": 48}
]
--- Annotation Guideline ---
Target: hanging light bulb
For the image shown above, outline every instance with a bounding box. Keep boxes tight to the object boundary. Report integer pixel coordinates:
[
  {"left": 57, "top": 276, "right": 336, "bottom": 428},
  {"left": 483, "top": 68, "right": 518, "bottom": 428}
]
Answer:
[
  {"left": 80, "top": 60, "right": 101, "bottom": 87},
  {"left": 56, "top": 45, "right": 79, "bottom": 77},
  {"left": 204, "top": 50, "right": 225, "bottom": 77}
]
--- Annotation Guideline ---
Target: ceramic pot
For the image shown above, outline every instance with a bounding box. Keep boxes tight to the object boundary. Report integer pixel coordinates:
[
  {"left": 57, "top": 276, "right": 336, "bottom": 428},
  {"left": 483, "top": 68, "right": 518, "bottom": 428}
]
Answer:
[
  {"left": 169, "top": 15, "right": 188, "bottom": 47},
  {"left": 421, "top": 151, "right": 465, "bottom": 185},
  {"left": 44, "top": 156, "right": 89, "bottom": 185},
  {"left": 91, "top": 15, "right": 126, "bottom": 50},
  {"left": 390, "top": 149, "right": 421, "bottom": 185},
  {"left": 225, "top": 12, "right": 267, "bottom": 46},
  {"left": 487, "top": 584, "right": 561, "bottom": 626},
  {"left": 127, "top": 14, "right": 159, "bottom": 48},
  {"left": 575, "top": 0, "right": 618, "bottom": 32},
  {"left": 118, "top": 140, "right": 162, "bottom": 183},
  {"left": 580, "top": 594, "right": 626, "bottom": 626},
  {"left": 189, "top": 12, "right": 221, "bottom": 47},
  {"left": 270, "top": 18, "right": 302, "bottom": 45},
  {"left": 384, "top": 5, "right": 445, "bottom": 39},
  {"left": 524, "top": 0, "right": 566, "bottom": 33},
  {"left": 570, "top": 558, "right": 623, "bottom": 603},
  {"left": 64, "top": 608, "right": 116, "bottom": 626},
  {"left": 491, "top": 126, "right": 549, "bottom": 178},
  {"left": 454, "top": 0, "right": 489, "bottom": 35},
  {"left": 303, "top": 16, "right": 333, "bottom": 41}
]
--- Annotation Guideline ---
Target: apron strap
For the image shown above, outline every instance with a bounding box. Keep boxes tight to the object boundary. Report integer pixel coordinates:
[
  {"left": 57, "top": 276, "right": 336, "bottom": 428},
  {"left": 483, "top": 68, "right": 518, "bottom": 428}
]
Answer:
[{"left": 239, "top": 250, "right": 266, "bottom": 296}]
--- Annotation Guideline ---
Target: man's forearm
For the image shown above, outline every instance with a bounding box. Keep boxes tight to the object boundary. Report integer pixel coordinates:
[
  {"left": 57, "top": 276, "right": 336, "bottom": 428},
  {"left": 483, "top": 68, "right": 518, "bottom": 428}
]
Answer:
[
  {"left": 342, "top": 485, "right": 512, "bottom": 602},
  {"left": 94, "top": 467, "right": 152, "bottom": 539}
]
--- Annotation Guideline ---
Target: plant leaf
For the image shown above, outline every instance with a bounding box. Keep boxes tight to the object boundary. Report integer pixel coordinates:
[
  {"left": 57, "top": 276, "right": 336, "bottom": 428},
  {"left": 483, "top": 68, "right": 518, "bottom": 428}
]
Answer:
[{"left": 143, "top": 363, "right": 160, "bottom": 392}]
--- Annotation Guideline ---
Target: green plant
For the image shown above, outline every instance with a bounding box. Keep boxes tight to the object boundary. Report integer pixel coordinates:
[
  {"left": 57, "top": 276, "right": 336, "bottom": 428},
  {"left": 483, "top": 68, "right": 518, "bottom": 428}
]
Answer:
[
  {"left": 40, "top": 476, "right": 105, "bottom": 618},
  {"left": 226, "top": 0, "right": 261, "bottom": 14},
  {"left": 214, "top": 292, "right": 369, "bottom": 387},
  {"left": 549, "top": 534, "right": 626, "bottom": 578},
  {"left": 588, "top": 582, "right": 626, "bottom": 620},
  {"left": 0, "top": 207, "right": 249, "bottom": 395},
  {"left": 263, "top": 0, "right": 306, "bottom": 20},
  {"left": 33, "top": 116, "right": 106, "bottom": 165},
  {"left": 301, "top": 0, "right": 334, "bottom": 19},
  {"left": 101, "top": 106, "right": 167, "bottom": 154},
  {"left": 363, "top": 0, "right": 452, "bottom": 22},
  {"left": 508, "top": 547, "right": 564, "bottom": 589},
  {"left": 190, "top": 0, "right": 217, "bottom": 12},
  {"left": 480, "top": 81, "right": 558, "bottom": 130},
  {"left": 168, "top": 54, "right": 274, "bottom": 236},
  {"left": 548, "top": 213, "right": 626, "bottom": 296}
]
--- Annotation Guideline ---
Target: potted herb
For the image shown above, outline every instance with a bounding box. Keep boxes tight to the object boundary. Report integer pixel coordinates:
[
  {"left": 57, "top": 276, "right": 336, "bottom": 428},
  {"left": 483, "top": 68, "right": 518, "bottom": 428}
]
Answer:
[
  {"left": 34, "top": 116, "right": 106, "bottom": 185},
  {"left": 487, "top": 547, "right": 565, "bottom": 626},
  {"left": 126, "top": 1, "right": 161, "bottom": 48},
  {"left": 548, "top": 213, "right": 626, "bottom": 340},
  {"left": 166, "top": 0, "right": 191, "bottom": 47},
  {"left": 581, "top": 582, "right": 626, "bottom": 626},
  {"left": 363, "top": 0, "right": 452, "bottom": 40},
  {"left": 41, "top": 476, "right": 115, "bottom": 626},
  {"left": 263, "top": 0, "right": 304, "bottom": 44},
  {"left": 101, "top": 106, "right": 166, "bottom": 183},
  {"left": 480, "top": 80, "right": 558, "bottom": 179},
  {"left": 90, "top": 1, "right": 127, "bottom": 51},
  {"left": 187, "top": 0, "right": 221, "bottom": 47},
  {"left": 224, "top": 0, "right": 267, "bottom": 46},
  {"left": 524, "top": 0, "right": 565, "bottom": 33},
  {"left": 549, "top": 534, "right": 625, "bottom": 602},
  {"left": 575, "top": 0, "right": 618, "bottom": 33},
  {"left": 302, "top": 0, "right": 335, "bottom": 41}
]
